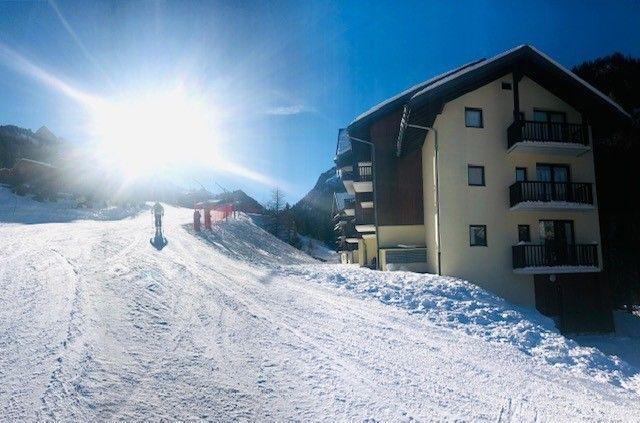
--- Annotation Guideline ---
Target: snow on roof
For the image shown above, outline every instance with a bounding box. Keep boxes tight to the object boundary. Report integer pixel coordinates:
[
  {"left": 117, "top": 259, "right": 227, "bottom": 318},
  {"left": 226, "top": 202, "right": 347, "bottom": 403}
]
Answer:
[
  {"left": 336, "top": 128, "right": 351, "bottom": 155},
  {"left": 350, "top": 45, "right": 629, "bottom": 133},
  {"left": 409, "top": 44, "right": 527, "bottom": 101},
  {"left": 349, "top": 58, "right": 485, "bottom": 127},
  {"left": 16, "top": 158, "right": 55, "bottom": 168},
  {"left": 409, "top": 44, "right": 630, "bottom": 118},
  {"left": 527, "top": 45, "right": 630, "bottom": 118},
  {"left": 334, "top": 192, "right": 354, "bottom": 210}
]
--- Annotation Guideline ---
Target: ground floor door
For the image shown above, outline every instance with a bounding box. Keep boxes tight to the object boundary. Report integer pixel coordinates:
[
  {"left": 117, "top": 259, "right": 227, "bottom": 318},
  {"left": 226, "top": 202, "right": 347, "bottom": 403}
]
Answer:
[{"left": 534, "top": 273, "right": 614, "bottom": 333}]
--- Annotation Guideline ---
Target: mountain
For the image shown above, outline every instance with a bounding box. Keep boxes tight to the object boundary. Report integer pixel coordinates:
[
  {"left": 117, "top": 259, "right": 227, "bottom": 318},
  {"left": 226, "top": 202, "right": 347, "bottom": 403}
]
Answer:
[
  {"left": 292, "top": 167, "right": 345, "bottom": 245},
  {"left": 215, "top": 189, "right": 266, "bottom": 214},
  {"left": 177, "top": 188, "right": 266, "bottom": 214},
  {"left": 0, "top": 124, "right": 63, "bottom": 168}
]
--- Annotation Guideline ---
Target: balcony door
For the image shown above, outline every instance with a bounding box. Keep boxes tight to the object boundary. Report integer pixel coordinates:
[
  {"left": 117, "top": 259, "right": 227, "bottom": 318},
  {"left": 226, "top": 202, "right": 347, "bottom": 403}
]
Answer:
[
  {"left": 539, "top": 220, "right": 575, "bottom": 265},
  {"left": 533, "top": 110, "right": 566, "bottom": 141},
  {"left": 537, "top": 163, "right": 570, "bottom": 201}
]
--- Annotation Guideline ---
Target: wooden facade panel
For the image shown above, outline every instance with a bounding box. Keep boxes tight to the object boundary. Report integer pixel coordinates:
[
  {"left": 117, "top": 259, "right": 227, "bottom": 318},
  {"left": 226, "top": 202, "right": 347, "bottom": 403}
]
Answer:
[{"left": 369, "top": 110, "right": 424, "bottom": 226}]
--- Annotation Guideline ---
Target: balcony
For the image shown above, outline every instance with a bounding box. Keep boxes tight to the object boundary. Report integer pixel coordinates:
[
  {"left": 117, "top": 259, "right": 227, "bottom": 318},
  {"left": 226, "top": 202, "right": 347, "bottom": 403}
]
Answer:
[
  {"left": 355, "top": 208, "right": 375, "bottom": 233},
  {"left": 507, "top": 120, "right": 590, "bottom": 155},
  {"left": 337, "top": 167, "right": 355, "bottom": 194},
  {"left": 353, "top": 163, "right": 373, "bottom": 193},
  {"left": 512, "top": 243, "right": 599, "bottom": 274},
  {"left": 509, "top": 181, "right": 594, "bottom": 211},
  {"left": 343, "top": 198, "right": 356, "bottom": 215}
]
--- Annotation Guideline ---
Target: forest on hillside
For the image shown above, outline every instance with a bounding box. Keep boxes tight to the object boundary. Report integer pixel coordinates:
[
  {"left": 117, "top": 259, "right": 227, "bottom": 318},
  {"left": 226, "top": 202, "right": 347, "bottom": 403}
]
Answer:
[{"left": 572, "top": 53, "right": 640, "bottom": 310}]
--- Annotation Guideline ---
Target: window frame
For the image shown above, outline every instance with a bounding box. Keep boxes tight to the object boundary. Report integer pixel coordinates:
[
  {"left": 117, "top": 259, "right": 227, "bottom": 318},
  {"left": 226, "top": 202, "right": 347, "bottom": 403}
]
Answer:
[
  {"left": 515, "top": 167, "right": 528, "bottom": 182},
  {"left": 464, "top": 107, "right": 484, "bottom": 128},
  {"left": 518, "top": 224, "right": 531, "bottom": 243},
  {"left": 501, "top": 81, "right": 512, "bottom": 90},
  {"left": 469, "top": 224, "right": 488, "bottom": 247},
  {"left": 467, "top": 165, "right": 486, "bottom": 186}
]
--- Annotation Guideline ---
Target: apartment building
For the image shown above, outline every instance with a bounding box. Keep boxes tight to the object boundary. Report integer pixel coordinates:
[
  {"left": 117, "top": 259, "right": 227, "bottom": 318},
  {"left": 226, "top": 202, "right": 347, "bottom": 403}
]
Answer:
[{"left": 334, "top": 45, "right": 630, "bottom": 332}]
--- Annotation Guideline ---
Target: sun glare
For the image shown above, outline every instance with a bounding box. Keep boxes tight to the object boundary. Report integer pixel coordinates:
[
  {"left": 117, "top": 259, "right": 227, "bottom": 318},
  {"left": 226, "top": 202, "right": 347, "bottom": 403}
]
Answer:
[{"left": 91, "top": 88, "right": 215, "bottom": 178}]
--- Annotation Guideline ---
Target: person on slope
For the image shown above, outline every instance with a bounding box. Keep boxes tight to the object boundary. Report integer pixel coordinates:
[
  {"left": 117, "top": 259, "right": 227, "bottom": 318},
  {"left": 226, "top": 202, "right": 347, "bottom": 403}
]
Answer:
[{"left": 153, "top": 202, "right": 164, "bottom": 232}]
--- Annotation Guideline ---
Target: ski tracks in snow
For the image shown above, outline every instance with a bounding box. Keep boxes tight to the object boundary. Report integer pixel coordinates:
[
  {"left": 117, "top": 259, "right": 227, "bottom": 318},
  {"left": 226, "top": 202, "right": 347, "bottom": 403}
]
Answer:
[{"left": 2, "top": 205, "right": 640, "bottom": 421}]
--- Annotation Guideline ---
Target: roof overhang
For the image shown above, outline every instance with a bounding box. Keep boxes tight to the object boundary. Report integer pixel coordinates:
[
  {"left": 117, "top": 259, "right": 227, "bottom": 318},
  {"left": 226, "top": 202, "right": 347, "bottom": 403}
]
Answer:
[{"left": 396, "top": 45, "right": 631, "bottom": 156}]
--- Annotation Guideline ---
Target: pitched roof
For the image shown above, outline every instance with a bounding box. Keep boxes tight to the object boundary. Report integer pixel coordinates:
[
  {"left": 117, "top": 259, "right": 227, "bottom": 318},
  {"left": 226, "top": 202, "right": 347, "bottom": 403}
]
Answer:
[
  {"left": 408, "top": 45, "right": 629, "bottom": 118},
  {"left": 348, "top": 58, "right": 485, "bottom": 131},
  {"left": 348, "top": 45, "right": 630, "bottom": 138}
]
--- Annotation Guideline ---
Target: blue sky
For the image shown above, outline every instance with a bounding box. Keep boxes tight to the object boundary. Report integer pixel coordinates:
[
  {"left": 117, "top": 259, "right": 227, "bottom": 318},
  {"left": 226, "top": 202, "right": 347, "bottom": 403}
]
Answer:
[{"left": 1, "top": 0, "right": 639, "bottom": 203}]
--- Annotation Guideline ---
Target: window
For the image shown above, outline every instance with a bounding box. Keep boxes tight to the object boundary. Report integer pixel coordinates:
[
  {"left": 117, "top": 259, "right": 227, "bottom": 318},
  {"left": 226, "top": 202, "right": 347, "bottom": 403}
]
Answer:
[
  {"left": 465, "top": 108, "right": 483, "bottom": 128},
  {"left": 468, "top": 165, "right": 485, "bottom": 186},
  {"left": 515, "top": 167, "right": 527, "bottom": 182},
  {"left": 501, "top": 82, "right": 512, "bottom": 90},
  {"left": 518, "top": 225, "right": 531, "bottom": 242},
  {"left": 469, "top": 225, "right": 487, "bottom": 246},
  {"left": 533, "top": 110, "right": 566, "bottom": 123}
]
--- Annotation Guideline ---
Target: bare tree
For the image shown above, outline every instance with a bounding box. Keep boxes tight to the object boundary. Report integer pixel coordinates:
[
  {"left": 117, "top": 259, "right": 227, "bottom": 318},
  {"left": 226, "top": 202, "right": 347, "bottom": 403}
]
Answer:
[
  {"left": 267, "top": 187, "right": 285, "bottom": 236},
  {"left": 268, "top": 187, "right": 285, "bottom": 213}
]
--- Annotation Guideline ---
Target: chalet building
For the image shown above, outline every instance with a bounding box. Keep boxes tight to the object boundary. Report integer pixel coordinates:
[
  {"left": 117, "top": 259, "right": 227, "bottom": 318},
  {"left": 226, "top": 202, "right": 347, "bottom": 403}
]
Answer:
[{"left": 334, "top": 45, "right": 630, "bottom": 332}]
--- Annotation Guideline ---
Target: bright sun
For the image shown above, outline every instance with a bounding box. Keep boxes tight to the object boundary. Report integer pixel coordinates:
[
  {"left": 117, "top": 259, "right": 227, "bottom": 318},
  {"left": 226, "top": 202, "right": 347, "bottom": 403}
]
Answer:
[{"left": 90, "top": 88, "right": 215, "bottom": 178}]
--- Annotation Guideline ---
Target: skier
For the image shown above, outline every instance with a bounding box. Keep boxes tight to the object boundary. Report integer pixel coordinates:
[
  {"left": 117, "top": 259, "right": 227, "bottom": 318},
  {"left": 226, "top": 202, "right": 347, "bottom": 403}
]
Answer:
[
  {"left": 150, "top": 202, "right": 167, "bottom": 250},
  {"left": 153, "top": 202, "right": 164, "bottom": 232}
]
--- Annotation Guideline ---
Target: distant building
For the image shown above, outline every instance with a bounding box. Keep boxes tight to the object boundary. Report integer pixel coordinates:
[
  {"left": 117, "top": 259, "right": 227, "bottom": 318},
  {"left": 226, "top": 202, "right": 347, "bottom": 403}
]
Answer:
[{"left": 334, "top": 45, "right": 631, "bottom": 332}]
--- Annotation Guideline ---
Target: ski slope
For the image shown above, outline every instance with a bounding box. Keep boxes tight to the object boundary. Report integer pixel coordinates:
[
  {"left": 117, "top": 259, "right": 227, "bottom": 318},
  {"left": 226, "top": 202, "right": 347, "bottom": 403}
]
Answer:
[{"left": 1, "top": 192, "right": 640, "bottom": 421}]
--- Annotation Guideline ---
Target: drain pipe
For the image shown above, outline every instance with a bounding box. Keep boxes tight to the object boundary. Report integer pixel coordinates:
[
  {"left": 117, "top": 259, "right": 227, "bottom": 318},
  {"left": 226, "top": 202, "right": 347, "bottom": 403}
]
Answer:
[
  {"left": 347, "top": 135, "right": 380, "bottom": 270},
  {"left": 407, "top": 124, "right": 442, "bottom": 276}
]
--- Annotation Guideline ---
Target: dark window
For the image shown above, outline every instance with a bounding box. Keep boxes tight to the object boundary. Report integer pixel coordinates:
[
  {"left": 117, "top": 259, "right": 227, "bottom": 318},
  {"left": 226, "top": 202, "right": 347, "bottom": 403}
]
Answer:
[
  {"left": 536, "top": 163, "right": 570, "bottom": 183},
  {"left": 469, "top": 225, "right": 487, "bottom": 246},
  {"left": 468, "top": 165, "right": 485, "bottom": 186},
  {"left": 518, "top": 225, "right": 531, "bottom": 242},
  {"left": 501, "top": 82, "right": 512, "bottom": 90},
  {"left": 515, "top": 167, "right": 527, "bottom": 182},
  {"left": 465, "top": 108, "right": 483, "bottom": 128},
  {"left": 533, "top": 110, "right": 566, "bottom": 123}
]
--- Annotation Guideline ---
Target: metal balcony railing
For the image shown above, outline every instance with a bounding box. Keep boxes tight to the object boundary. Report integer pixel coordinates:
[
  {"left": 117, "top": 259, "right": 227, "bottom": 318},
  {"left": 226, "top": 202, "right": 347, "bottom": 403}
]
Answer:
[
  {"left": 507, "top": 120, "right": 589, "bottom": 148},
  {"left": 509, "top": 181, "right": 593, "bottom": 207},
  {"left": 512, "top": 243, "right": 598, "bottom": 269}
]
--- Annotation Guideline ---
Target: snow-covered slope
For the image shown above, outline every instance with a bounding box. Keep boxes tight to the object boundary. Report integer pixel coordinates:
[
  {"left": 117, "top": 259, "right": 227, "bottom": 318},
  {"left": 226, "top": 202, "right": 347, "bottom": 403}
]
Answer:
[{"left": 1, "top": 191, "right": 640, "bottom": 421}]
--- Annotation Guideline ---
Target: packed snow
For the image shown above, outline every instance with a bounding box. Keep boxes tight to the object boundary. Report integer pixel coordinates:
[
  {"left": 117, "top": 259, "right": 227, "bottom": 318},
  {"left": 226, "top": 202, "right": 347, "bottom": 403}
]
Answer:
[{"left": 1, "top": 188, "right": 640, "bottom": 421}]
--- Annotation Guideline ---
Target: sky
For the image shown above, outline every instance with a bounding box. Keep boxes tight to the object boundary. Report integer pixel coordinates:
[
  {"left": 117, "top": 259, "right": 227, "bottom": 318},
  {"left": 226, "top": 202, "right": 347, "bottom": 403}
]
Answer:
[{"left": 1, "top": 0, "right": 639, "bottom": 203}]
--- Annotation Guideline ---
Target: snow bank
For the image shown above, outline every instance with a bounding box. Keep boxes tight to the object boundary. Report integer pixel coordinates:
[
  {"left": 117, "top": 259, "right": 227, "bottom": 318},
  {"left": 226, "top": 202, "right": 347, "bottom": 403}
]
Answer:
[
  {"left": 189, "top": 215, "right": 639, "bottom": 395},
  {"left": 287, "top": 264, "right": 640, "bottom": 393}
]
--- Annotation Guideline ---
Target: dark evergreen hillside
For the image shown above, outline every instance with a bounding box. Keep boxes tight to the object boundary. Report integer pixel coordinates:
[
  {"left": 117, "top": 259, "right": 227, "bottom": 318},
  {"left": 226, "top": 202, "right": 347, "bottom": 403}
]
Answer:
[
  {"left": 292, "top": 167, "right": 345, "bottom": 245},
  {"left": 573, "top": 53, "right": 640, "bottom": 310},
  {"left": 572, "top": 53, "right": 640, "bottom": 115},
  {"left": 0, "top": 125, "right": 64, "bottom": 168}
]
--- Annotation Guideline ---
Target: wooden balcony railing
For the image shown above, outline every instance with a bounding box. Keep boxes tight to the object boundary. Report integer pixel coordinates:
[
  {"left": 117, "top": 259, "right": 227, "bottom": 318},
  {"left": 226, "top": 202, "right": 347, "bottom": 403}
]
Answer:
[
  {"left": 512, "top": 243, "right": 598, "bottom": 269},
  {"left": 507, "top": 120, "right": 589, "bottom": 148},
  {"left": 337, "top": 168, "right": 354, "bottom": 181},
  {"left": 509, "top": 181, "right": 593, "bottom": 207},
  {"left": 358, "top": 165, "right": 373, "bottom": 182},
  {"left": 356, "top": 207, "right": 375, "bottom": 225}
]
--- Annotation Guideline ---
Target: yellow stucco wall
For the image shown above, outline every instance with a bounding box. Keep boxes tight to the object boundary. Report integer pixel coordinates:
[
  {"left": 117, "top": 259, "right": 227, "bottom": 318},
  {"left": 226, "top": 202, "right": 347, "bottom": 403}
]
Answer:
[
  {"left": 377, "top": 225, "right": 426, "bottom": 249},
  {"left": 421, "top": 75, "right": 601, "bottom": 307}
]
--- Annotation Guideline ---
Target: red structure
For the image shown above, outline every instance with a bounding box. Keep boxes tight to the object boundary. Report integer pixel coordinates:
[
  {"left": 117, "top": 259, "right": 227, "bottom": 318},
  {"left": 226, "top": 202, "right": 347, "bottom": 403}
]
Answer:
[{"left": 194, "top": 201, "right": 235, "bottom": 231}]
